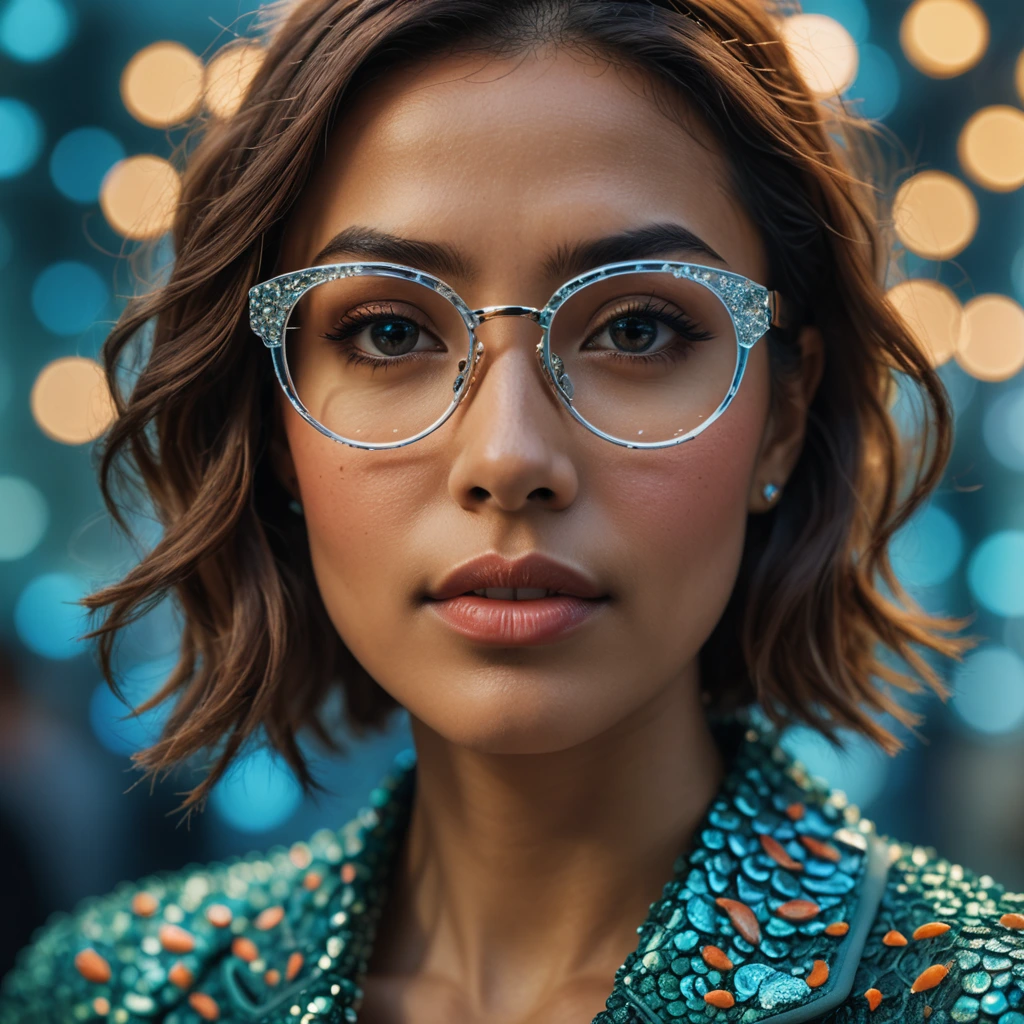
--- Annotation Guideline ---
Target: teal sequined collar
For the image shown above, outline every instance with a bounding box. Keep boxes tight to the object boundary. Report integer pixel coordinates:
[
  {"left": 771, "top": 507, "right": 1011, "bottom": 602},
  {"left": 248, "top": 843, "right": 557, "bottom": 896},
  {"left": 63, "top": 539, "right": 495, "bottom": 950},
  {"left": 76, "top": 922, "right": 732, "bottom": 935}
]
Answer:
[{"left": 270, "top": 715, "right": 891, "bottom": 1024}]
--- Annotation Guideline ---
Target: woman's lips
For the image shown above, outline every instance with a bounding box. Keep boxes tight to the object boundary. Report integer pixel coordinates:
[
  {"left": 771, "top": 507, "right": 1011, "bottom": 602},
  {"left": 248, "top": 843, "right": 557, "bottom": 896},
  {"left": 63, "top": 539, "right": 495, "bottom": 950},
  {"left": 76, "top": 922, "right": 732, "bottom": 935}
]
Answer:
[{"left": 424, "top": 593, "right": 609, "bottom": 645}]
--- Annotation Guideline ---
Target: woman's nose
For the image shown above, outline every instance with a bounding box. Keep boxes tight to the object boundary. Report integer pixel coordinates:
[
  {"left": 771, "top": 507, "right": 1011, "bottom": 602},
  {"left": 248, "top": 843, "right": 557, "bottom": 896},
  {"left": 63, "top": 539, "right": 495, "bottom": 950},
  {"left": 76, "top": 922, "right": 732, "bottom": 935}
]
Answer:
[{"left": 444, "top": 316, "right": 580, "bottom": 513}]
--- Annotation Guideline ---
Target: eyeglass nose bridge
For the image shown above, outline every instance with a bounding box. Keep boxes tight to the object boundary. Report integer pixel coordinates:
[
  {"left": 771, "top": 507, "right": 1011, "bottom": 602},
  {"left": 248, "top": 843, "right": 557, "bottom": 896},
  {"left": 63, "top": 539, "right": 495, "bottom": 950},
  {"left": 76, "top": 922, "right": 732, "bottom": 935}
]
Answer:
[{"left": 459, "top": 304, "right": 575, "bottom": 403}]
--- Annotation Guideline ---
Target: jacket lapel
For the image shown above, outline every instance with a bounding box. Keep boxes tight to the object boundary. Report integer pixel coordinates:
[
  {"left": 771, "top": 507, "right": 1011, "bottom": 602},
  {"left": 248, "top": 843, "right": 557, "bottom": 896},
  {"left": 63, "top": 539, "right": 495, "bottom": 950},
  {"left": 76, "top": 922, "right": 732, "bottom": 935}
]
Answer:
[{"left": 264, "top": 717, "right": 890, "bottom": 1024}]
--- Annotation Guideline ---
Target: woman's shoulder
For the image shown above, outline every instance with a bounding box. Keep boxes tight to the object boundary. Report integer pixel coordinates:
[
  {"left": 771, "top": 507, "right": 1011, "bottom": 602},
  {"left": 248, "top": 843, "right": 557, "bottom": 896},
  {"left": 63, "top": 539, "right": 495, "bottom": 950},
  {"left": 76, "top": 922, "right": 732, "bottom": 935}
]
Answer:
[
  {"left": 838, "top": 835, "right": 1024, "bottom": 1022},
  {"left": 0, "top": 820, "right": 368, "bottom": 1024}
]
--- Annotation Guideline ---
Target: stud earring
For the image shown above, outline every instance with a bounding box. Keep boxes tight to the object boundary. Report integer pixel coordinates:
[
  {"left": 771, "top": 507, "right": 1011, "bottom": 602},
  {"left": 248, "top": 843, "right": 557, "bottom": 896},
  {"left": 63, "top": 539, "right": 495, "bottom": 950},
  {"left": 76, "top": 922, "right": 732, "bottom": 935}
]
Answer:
[
  {"left": 762, "top": 482, "right": 780, "bottom": 504},
  {"left": 288, "top": 498, "right": 304, "bottom": 516}
]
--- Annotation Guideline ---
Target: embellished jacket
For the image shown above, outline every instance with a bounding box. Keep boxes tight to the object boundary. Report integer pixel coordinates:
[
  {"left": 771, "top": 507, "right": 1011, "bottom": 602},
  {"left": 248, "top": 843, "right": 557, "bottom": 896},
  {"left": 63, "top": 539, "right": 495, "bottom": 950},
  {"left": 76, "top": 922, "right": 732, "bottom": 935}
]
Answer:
[{"left": 1, "top": 716, "right": 1023, "bottom": 1024}]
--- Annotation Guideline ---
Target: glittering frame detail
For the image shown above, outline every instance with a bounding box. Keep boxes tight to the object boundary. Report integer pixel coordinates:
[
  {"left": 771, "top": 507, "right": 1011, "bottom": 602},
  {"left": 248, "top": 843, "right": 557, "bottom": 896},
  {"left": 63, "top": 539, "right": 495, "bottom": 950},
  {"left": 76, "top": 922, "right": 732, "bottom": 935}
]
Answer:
[{"left": 248, "top": 260, "right": 782, "bottom": 451}]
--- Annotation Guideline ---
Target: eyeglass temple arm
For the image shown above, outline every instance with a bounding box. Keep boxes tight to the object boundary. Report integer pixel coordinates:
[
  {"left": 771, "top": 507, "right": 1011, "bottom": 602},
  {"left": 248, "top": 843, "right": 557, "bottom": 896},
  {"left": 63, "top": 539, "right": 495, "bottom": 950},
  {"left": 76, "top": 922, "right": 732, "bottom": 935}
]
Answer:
[{"left": 768, "top": 290, "right": 788, "bottom": 330}]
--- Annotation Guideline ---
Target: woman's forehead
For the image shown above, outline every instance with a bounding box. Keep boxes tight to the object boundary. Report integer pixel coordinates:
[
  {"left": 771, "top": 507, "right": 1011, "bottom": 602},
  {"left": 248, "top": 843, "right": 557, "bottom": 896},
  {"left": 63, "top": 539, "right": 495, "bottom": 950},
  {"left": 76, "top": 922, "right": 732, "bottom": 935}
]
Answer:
[{"left": 281, "top": 47, "right": 767, "bottom": 286}]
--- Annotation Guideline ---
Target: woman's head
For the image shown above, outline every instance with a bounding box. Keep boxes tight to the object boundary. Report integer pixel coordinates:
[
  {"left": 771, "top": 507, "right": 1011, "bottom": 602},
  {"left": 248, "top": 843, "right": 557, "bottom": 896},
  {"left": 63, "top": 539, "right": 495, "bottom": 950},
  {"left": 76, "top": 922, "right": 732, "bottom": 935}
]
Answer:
[{"left": 85, "top": 0, "right": 970, "bottom": 816}]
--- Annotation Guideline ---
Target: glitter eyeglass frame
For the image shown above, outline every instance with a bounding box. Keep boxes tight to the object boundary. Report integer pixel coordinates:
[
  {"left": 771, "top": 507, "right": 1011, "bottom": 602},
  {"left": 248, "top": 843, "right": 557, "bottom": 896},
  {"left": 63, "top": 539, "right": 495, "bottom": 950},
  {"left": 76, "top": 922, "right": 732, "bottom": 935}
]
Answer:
[{"left": 248, "top": 259, "right": 786, "bottom": 451}]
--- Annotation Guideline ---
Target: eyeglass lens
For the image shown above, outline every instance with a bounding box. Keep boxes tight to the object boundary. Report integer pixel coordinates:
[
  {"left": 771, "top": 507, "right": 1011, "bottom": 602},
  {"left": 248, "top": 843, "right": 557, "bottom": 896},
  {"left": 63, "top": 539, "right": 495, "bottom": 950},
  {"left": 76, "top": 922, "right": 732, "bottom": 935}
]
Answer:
[{"left": 282, "top": 271, "right": 738, "bottom": 446}]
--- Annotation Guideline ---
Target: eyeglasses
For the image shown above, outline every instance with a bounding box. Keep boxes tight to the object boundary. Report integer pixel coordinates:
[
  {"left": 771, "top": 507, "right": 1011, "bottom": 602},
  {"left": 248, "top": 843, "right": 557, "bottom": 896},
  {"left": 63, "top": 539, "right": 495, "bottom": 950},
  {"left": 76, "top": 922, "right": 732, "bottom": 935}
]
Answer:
[{"left": 248, "top": 259, "right": 785, "bottom": 450}]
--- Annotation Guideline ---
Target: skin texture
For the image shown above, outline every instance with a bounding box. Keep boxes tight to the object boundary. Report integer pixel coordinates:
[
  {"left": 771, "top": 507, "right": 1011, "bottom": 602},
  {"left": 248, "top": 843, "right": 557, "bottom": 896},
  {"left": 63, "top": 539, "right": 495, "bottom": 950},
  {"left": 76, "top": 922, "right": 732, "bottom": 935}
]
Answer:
[{"left": 272, "top": 44, "right": 824, "bottom": 1024}]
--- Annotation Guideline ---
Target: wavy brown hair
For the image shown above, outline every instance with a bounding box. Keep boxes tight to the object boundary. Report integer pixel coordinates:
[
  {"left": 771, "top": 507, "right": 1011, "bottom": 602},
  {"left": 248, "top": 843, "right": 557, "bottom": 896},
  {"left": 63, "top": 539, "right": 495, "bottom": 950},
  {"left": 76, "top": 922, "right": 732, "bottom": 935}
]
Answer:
[{"left": 82, "top": 0, "right": 974, "bottom": 818}]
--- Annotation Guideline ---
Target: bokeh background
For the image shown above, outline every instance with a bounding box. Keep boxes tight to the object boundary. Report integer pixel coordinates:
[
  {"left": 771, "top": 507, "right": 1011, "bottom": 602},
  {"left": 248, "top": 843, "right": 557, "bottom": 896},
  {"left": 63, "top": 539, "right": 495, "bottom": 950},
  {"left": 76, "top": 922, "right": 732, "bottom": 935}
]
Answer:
[{"left": 1, "top": 0, "right": 1024, "bottom": 980}]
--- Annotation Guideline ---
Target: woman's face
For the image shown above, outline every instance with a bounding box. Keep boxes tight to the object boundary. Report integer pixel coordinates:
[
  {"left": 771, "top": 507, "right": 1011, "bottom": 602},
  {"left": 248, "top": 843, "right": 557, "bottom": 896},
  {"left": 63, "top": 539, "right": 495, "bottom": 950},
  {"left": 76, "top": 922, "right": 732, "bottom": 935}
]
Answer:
[{"left": 274, "top": 46, "right": 817, "bottom": 754}]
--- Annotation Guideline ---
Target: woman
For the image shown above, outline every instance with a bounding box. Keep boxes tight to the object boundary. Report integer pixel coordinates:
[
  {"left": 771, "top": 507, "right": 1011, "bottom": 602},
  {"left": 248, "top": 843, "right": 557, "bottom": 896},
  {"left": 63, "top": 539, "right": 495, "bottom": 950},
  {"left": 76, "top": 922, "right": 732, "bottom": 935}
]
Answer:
[{"left": 2, "top": 0, "right": 1022, "bottom": 1021}]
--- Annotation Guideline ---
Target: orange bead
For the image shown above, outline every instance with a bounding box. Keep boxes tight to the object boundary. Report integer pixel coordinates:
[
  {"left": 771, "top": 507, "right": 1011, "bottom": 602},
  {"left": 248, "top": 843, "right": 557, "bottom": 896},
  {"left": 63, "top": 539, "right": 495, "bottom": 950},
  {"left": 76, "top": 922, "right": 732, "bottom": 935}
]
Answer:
[
  {"left": 910, "top": 964, "right": 949, "bottom": 994},
  {"left": 923, "top": 1007, "right": 933, "bottom": 1018},
  {"left": 286, "top": 951, "right": 304, "bottom": 982},
  {"left": 159, "top": 924, "right": 196, "bottom": 954},
  {"left": 188, "top": 992, "right": 220, "bottom": 1020},
  {"left": 799, "top": 835, "right": 841, "bottom": 862},
  {"left": 786, "top": 802, "right": 806, "bottom": 821},
  {"left": 341, "top": 863, "right": 357, "bottom": 884},
  {"left": 232, "top": 936, "right": 259, "bottom": 963},
  {"left": 74, "top": 948, "right": 111, "bottom": 984},
  {"left": 131, "top": 892, "right": 158, "bottom": 917},
  {"left": 882, "top": 930, "right": 908, "bottom": 947},
  {"left": 999, "top": 913, "right": 1024, "bottom": 930},
  {"left": 303, "top": 871, "right": 322, "bottom": 891},
  {"left": 825, "top": 921, "right": 850, "bottom": 936},
  {"left": 701, "top": 945, "right": 734, "bottom": 971},
  {"left": 807, "top": 959, "right": 829, "bottom": 988},
  {"left": 205, "top": 904, "right": 232, "bottom": 928},
  {"left": 168, "top": 962, "right": 194, "bottom": 989},
  {"left": 289, "top": 844, "right": 312, "bottom": 869},
  {"left": 760, "top": 834, "right": 803, "bottom": 872},
  {"left": 715, "top": 897, "right": 762, "bottom": 945},
  {"left": 255, "top": 905, "right": 285, "bottom": 930},
  {"left": 913, "top": 922, "right": 951, "bottom": 940},
  {"left": 864, "top": 988, "right": 883, "bottom": 1011},
  {"left": 92, "top": 997, "right": 111, "bottom": 1015},
  {"left": 264, "top": 968, "right": 281, "bottom": 987},
  {"left": 776, "top": 899, "right": 821, "bottom": 922},
  {"left": 704, "top": 990, "right": 736, "bottom": 1009}
]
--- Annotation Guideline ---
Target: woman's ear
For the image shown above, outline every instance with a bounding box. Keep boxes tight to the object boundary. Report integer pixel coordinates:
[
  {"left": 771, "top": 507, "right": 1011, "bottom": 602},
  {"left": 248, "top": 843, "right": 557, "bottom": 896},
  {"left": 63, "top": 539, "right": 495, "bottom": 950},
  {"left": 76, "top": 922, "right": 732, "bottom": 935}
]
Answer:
[
  {"left": 269, "top": 392, "right": 301, "bottom": 503},
  {"left": 748, "top": 325, "right": 825, "bottom": 513}
]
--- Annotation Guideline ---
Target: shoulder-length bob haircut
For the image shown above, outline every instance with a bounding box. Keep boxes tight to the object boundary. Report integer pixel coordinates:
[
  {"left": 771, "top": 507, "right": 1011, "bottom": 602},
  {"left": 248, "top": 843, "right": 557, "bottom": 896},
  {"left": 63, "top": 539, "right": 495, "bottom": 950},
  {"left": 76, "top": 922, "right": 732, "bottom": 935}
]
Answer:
[{"left": 83, "top": 0, "right": 972, "bottom": 817}]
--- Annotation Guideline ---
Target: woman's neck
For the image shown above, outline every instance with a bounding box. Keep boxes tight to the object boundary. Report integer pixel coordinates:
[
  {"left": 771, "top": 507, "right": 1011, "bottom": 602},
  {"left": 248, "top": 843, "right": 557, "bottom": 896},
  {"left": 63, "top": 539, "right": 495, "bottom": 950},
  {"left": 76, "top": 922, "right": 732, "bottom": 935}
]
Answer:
[{"left": 366, "top": 673, "right": 725, "bottom": 1019}]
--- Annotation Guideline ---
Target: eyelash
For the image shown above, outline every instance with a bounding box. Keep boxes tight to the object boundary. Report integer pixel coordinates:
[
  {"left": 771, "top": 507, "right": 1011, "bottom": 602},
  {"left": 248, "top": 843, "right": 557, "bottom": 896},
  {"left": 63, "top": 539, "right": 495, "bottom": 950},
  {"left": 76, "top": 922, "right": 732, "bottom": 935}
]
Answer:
[{"left": 320, "top": 296, "right": 714, "bottom": 370}]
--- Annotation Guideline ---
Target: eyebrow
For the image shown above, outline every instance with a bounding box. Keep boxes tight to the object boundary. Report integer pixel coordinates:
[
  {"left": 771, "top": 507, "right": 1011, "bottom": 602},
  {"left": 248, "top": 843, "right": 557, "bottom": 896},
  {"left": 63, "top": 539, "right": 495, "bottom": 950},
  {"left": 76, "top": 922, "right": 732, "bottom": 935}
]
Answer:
[{"left": 307, "top": 222, "right": 728, "bottom": 283}]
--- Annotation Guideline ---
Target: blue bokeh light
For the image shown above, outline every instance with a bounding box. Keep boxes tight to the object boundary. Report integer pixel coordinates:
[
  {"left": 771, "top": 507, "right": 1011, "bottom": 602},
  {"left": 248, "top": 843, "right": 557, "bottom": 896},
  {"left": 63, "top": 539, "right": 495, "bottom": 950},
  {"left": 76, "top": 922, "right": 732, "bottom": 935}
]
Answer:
[
  {"left": 1013, "top": 245, "right": 1024, "bottom": 307},
  {"left": 0, "top": 96, "right": 43, "bottom": 178},
  {"left": 952, "top": 646, "right": 1024, "bottom": 735},
  {"left": 967, "top": 531, "right": 1024, "bottom": 618},
  {"left": 847, "top": 43, "right": 900, "bottom": 121},
  {"left": 31, "top": 260, "right": 108, "bottom": 335},
  {"left": 797, "top": 0, "right": 870, "bottom": 42},
  {"left": 14, "top": 572, "right": 91, "bottom": 659},
  {"left": 49, "top": 127, "right": 125, "bottom": 204},
  {"left": 0, "top": 353, "right": 12, "bottom": 415},
  {"left": 89, "top": 655, "right": 178, "bottom": 756},
  {"left": 890, "top": 503, "right": 963, "bottom": 589},
  {"left": 983, "top": 388, "right": 1024, "bottom": 472},
  {"left": 209, "top": 745, "right": 304, "bottom": 833},
  {"left": 0, "top": 215, "right": 11, "bottom": 269},
  {"left": 0, "top": 0, "right": 73, "bottom": 62},
  {"left": 780, "top": 724, "right": 890, "bottom": 808},
  {"left": 0, "top": 476, "right": 49, "bottom": 561}
]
